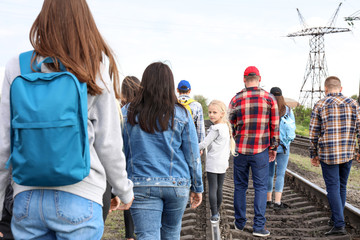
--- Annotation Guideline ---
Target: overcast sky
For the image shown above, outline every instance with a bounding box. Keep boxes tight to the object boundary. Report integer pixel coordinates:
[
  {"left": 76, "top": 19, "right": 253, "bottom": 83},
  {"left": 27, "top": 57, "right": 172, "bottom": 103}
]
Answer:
[{"left": 1, "top": 0, "right": 360, "bottom": 106}]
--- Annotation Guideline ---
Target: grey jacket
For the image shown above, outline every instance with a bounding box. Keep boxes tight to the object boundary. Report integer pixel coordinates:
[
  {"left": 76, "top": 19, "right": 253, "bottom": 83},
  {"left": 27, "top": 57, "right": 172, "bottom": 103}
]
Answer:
[{"left": 0, "top": 54, "right": 133, "bottom": 219}]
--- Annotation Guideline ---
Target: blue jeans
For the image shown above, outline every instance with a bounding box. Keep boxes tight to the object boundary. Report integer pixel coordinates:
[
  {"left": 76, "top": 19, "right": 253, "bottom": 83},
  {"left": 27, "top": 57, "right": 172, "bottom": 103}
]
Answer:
[
  {"left": 320, "top": 160, "right": 352, "bottom": 228},
  {"left": 11, "top": 190, "right": 103, "bottom": 240},
  {"left": 267, "top": 148, "right": 290, "bottom": 193},
  {"left": 130, "top": 186, "right": 189, "bottom": 240},
  {"left": 233, "top": 149, "right": 269, "bottom": 231}
]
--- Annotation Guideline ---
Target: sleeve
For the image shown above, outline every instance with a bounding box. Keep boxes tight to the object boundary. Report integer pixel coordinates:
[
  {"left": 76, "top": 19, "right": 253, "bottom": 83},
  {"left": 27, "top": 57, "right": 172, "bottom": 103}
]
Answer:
[
  {"left": 90, "top": 76, "right": 133, "bottom": 204},
  {"left": 269, "top": 96, "right": 280, "bottom": 150},
  {"left": 195, "top": 103, "right": 205, "bottom": 143},
  {"left": 228, "top": 96, "right": 237, "bottom": 137},
  {"left": 0, "top": 63, "right": 13, "bottom": 220},
  {"left": 309, "top": 104, "right": 321, "bottom": 158},
  {"left": 181, "top": 113, "right": 204, "bottom": 193},
  {"left": 355, "top": 103, "right": 360, "bottom": 154},
  {"left": 199, "top": 126, "right": 219, "bottom": 150}
]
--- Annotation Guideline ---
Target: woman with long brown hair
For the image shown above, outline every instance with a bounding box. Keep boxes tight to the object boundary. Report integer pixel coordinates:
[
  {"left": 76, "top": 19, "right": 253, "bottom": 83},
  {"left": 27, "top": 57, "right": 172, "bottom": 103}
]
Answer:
[
  {"left": 122, "top": 62, "right": 203, "bottom": 239},
  {"left": 0, "top": 0, "right": 133, "bottom": 238},
  {"left": 267, "top": 87, "right": 296, "bottom": 210}
]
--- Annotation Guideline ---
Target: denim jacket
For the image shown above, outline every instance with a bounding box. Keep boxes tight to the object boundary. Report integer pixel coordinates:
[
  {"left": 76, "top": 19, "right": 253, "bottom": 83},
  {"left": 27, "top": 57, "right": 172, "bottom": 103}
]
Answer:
[{"left": 122, "top": 105, "right": 204, "bottom": 193}]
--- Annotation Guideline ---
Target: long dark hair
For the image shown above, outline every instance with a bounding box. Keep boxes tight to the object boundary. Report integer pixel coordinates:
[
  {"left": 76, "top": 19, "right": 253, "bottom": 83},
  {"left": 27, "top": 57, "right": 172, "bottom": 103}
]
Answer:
[
  {"left": 275, "top": 95, "right": 287, "bottom": 117},
  {"left": 120, "top": 76, "right": 141, "bottom": 107},
  {"left": 30, "top": 0, "right": 120, "bottom": 97},
  {"left": 127, "top": 62, "right": 185, "bottom": 133}
]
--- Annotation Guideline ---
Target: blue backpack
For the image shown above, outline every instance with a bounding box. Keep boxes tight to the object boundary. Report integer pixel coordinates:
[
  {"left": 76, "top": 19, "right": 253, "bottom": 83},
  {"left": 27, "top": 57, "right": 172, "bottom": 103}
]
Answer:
[
  {"left": 278, "top": 106, "right": 296, "bottom": 153},
  {"left": 7, "top": 51, "right": 90, "bottom": 186}
]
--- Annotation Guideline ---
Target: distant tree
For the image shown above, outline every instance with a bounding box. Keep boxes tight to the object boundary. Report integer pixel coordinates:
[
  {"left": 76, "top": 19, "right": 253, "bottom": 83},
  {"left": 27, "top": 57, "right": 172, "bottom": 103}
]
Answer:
[
  {"left": 194, "top": 95, "right": 208, "bottom": 119},
  {"left": 293, "top": 105, "right": 312, "bottom": 128},
  {"left": 350, "top": 94, "right": 358, "bottom": 100}
]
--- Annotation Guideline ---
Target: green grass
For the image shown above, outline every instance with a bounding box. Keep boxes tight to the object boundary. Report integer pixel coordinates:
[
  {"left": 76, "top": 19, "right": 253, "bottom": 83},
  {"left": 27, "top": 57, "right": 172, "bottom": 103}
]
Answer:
[
  {"left": 295, "top": 124, "right": 309, "bottom": 137},
  {"left": 289, "top": 153, "right": 360, "bottom": 190},
  {"left": 102, "top": 210, "right": 126, "bottom": 240}
]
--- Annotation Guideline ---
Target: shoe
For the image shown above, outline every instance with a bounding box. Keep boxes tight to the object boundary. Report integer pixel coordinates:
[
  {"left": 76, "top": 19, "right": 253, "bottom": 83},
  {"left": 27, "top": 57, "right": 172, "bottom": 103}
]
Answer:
[
  {"left": 233, "top": 220, "right": 244, "bottom": 231},
  {"left": 325, "top": 226, "right": 347, "bottom": 236},
  {"left": 253, "top": 229, "right": 270, "bottom": 237},
  {"left": 210, "top": 213, "right": 219, "bottom": 222},
  {"left": 266, "top": 201, "right": 274, "bottom": 208},
  {"left": 273, "top": 202, "right": 289, "bottom": 210}
]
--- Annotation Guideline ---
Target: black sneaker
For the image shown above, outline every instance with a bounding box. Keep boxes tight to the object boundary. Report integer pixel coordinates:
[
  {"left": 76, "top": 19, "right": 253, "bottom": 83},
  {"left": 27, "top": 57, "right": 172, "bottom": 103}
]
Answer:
[
  {"left": 273, "top": 202, "right": 289, "bottom": 210},
  {"left": 266, "top": 201, "right": 274, "bottom": 208},
  {"left": 233, "top": 220, "right": 244, "bottom": 231},
  {"left": 325, "top": 226, "right": 347, "bottom": 236}
]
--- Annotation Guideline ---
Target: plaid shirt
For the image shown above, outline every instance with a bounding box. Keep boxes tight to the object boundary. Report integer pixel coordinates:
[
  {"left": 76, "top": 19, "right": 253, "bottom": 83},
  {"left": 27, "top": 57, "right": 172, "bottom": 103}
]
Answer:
[
  {"left": 228, "top": 87, "right": 279, "bottom": 155},
  {"left": 178, "top": 95, "right": 205, "bottom": 143},
  {"left": 309, "top": 92, "right": 360, "bottom": 165}
]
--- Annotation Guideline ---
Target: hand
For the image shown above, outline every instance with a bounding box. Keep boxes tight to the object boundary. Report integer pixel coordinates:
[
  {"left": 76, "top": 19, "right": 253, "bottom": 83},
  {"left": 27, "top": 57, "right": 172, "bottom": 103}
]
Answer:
[
  {"left": 356, "top": 153, "right": 360, "bottom": 163},
  {"left": 190, "top": 192, "right": 202, "bottom": 209},
  {"left": 117, "top": 197, "right": 134, "bottom": 211},
  {"left": 200, "top": 150, "right": 204, "bottom": 156},
  {"left": 0, "top": 232, "right": 3, "bottom": 238},
  {"left": 311, "top": 156, "right": 320, "bottom": 167},
  {"left": 108, "top": 196, "right": 120, "bottom": 213},
  {"left": 269, "top": 150, "right": 276, "bottom": 162}
]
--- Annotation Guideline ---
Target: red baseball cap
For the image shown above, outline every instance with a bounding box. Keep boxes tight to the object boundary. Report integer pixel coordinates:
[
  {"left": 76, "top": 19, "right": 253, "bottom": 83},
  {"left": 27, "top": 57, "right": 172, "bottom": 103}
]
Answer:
[{"left": 244, "top": 66, "right": 260, "bottom": 76}]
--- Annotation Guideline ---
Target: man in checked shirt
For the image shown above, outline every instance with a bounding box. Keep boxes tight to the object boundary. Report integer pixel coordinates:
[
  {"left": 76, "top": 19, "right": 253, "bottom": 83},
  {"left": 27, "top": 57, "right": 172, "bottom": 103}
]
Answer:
[
  {"left": 229, "top": 66, "right": 279, "bottom": 237},
  {"left": 309, "top": 76, "right": 360, "bottom": 236}
]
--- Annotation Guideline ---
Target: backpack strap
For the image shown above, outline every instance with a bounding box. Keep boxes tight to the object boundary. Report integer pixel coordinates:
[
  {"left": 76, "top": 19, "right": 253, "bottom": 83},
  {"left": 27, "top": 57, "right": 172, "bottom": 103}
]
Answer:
[
  {"left": 19, "top": 50, "right": 66, "bottom": 75},
  {"left": 181, "top": 98, "right": 195, "bottom": 106},
  {"left": 19, "top": 50, "right": 36, "bottom": 75}
]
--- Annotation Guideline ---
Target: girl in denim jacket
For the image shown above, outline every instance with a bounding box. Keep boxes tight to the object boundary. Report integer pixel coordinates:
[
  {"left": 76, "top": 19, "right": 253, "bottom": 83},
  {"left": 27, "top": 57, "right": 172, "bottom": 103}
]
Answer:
[{"left": 122, "top": 62, "right": 203, "bottom": 240}]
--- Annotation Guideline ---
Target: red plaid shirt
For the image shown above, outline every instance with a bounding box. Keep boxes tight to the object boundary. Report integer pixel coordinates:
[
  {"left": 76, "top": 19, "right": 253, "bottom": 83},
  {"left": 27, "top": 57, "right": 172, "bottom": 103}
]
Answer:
[{"left": 228, "top": 87, "right": 279, "bottom": 155}]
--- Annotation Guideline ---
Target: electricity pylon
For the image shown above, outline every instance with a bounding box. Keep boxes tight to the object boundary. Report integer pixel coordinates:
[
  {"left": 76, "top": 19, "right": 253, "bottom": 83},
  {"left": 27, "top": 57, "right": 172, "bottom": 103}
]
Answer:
[
  {"left": 345, "top": 10, "right": 360, "bottom": 26},
  {"left": 287, "top": 3, "right": 350, "bottom": 108}
]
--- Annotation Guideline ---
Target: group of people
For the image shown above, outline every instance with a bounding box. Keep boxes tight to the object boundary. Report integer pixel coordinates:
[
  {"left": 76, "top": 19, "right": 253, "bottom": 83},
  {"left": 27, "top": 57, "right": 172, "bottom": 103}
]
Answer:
[{"left": 0, "top": 0, "right": 359, "bottom": 240}]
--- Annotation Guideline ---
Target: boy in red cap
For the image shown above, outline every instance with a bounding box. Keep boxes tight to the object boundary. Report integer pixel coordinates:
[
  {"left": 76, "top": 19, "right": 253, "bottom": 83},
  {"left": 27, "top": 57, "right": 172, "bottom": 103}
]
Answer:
[{"left": 228, "top": 66, "right": 279, "bottom": 237}]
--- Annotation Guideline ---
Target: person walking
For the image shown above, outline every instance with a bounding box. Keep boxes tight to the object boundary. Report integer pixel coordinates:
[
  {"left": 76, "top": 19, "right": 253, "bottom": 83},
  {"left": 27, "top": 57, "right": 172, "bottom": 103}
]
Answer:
[
  {"left": 0, "top": 0, "right": 133, "bottom": 239},
  {"left": 267, "top": 87, "right": 296, "bottom": 210},
  {"left": 177, "top": 80, "right": 206, "bottom": 143},
  {"left": 120, "top": 76, "right": 141, "bottom": 240},
  {"left": 199, "top": 100, "right": 236, "bottom": 222},
  {"left": 122, "top": 62, "right": 203, "bottom": 240},
  {"left": 309, "top": 76, "right": 360, "bottom": 236},
  {"left": 228, "top": 66, "right": 279, "bottom": 237}
]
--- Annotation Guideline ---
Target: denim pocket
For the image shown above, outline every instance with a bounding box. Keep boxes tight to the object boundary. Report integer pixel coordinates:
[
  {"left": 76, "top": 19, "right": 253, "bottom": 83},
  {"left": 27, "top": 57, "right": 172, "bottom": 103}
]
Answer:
[
  {"left": 13, "top": 190, "right": 33, "bottom": 221},
  {"left": 134, "top": 187, "right": 151, "bottom": 199},
  {"left": 174, "top": 187, "right": 190, "bottom": 198},
  {"left": 55, "top": 191, "right": 93, "bottom": 225}
]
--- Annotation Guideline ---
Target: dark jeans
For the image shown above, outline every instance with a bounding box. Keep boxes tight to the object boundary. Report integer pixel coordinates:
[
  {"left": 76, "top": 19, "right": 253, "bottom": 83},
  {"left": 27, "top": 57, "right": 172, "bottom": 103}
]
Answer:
[
  {"left": 233, "top": 149, "right": 269, "bottom": 231},
  {"left": 207, "top": 172, "right": 225, "bottom": 216},
  {"left": 320, "top": 160, "right": 352, "bottom": 228},
  {"left": 0, "top": 184, "right": 14, "bottom": 240},
  {"left": 102, "top": 181, "right": 112, "bottom": 221},
  {"left": 124, "top": 210, "right": 135, "bottom": 239}
]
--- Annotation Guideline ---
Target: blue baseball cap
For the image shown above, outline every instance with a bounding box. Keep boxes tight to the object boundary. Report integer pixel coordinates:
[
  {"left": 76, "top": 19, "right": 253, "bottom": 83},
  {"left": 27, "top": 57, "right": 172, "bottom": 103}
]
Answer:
[{"left": 178, "top": 80, "right": 191, "bottom": 91}]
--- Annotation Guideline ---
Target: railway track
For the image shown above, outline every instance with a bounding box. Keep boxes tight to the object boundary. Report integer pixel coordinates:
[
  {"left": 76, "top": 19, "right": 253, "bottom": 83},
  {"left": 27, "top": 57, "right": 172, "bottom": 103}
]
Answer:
[{"left": 180, "top": 135, "right": 360, "bottom": 239}]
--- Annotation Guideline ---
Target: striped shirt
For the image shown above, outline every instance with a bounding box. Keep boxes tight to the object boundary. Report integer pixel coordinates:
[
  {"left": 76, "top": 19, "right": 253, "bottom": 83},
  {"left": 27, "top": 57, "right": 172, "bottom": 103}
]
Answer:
[
  {"left": 309, "top": 92, "right": 360, "bottom": 165},
  {"left": 228, "top": 87, "right": 279, "bottom": 155}
]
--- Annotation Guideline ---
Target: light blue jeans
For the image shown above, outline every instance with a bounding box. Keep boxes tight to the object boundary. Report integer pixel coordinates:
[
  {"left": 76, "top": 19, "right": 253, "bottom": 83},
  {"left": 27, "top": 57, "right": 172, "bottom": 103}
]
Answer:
[
  {"left": 130, "top": 186, "right": 190, "bottom": 240},
  {"left": 11, "top": 190, "right": 103, "bottom": 240},
  {"left": 267, "top": 147, "right": 290, "bottom": 193}
]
